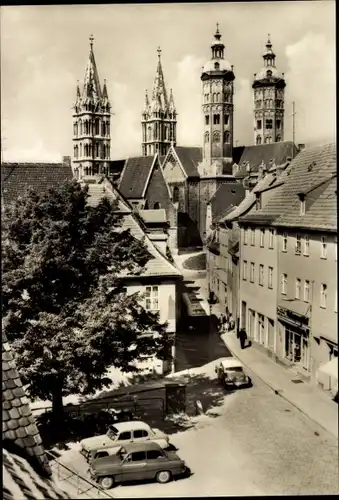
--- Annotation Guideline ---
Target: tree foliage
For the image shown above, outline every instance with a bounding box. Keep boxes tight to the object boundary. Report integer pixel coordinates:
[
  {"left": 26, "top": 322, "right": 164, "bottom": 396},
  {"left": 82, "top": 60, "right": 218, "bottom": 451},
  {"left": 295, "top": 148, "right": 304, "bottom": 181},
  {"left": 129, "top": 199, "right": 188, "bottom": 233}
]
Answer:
[{"left": 2, "top": 181, "right": 171, "bottom": 414}]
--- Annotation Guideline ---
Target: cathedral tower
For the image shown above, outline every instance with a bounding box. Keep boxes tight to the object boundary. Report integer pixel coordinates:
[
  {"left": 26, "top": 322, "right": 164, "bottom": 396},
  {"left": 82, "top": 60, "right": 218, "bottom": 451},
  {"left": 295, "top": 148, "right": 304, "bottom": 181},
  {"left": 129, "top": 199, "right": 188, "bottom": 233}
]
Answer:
[
  {"left": 252, "top": 35, "right": 286, "bottom": 145},
  {"left": 201, "top": 24, "right": 235, "bottom": 173},
  {"left": 72, "top": 36, "right": 112, "bottom": 180},
  {"left": 142, "top": 48, "right": 177, "bottom": 156}
]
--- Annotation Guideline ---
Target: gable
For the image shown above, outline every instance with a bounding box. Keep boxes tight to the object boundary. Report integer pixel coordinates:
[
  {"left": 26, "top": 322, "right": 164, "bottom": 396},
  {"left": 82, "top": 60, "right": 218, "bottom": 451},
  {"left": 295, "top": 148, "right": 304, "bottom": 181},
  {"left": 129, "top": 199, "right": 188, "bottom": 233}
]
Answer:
[
  {"left": 144, "top": 159, "right": 172, "bottom": 211},
  {"left": 162, "top": 151, "right": 187, "bottom": 184}
]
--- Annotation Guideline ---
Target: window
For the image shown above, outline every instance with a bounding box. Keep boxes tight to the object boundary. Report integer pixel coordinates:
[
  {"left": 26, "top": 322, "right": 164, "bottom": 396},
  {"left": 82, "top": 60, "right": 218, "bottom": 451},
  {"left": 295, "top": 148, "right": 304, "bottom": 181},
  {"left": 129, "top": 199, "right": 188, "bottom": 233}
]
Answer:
[
  {"left": 204, "top": 132, "right": 210, "bottom": 143},
  {"left": 118, "top": 432, "right": 131, "bottom": 440},
  {"left": 224, "top": 131, "right": 230, "bottom": 143},
  {"left": 145, "top": 286, "right": 159, "bottom": 310},
  {"left": 295, "top": 234, "right": 301, "bottom": 255},
  {"left": 269, "top": 229, "right": 274, "bottom": 249},
  {"left": 243, "top": 228, "right": 248, "bottom": 245},
  {"left": 224, "top": 114, "right": 229, "bottom": 125},
  {"left": 133, "top": 430, "right": 148, "bottom": 438},
  {"left": 304, "top": 280, "right": 310, "bottom": 302},
  {"left": 250, "top": 229, "right": 255, "bottom": 246},
  {"left": 259, "top": 265, "right": 264, "bottom": 286},
  {"left": 250, "top": 262, "right": 255, "bottom": 283},
  {"left": 147, "top": 450, "right": 163, "bottom": 460},
  {"left": 205, "top": 115, "right": 209, "bottom": 125},
  {"left": 131, "top": 452, "right": 146, "bottom": 462},
  {"left": 95, "top": 452, "right": 109, "bottom": 459},
  {"left": 300, "top": 199, "right": 305, "bottom": 216},
  {"left": 268, "top": 267, "right": 273, "bottom": 289},
  {"left": 321, "top": 236, "right": 327, "bottom": 259},
  {"left": 214, "top": 62, "right": 220, "bottom": 70},
  {"left": 282, "top": 233, "right": 288, "bottom": 252},
  {"left": 260, "top": 229, "right": 265, "bottom": 247},
  {"left": 320, "top": 284, "right": 327, "bottom": 308},
  {"left": 276, "top": 119, "right": 281, "bottom": 129},
  {"left": 281, "top": 273, "right": 287, "bottom": 295},
  {"left": 153, "top": 202, "right": 161, "bottom": 209},
  {"left": 256, "top": 120, "right": 262, "bottom": 129},
  {"left": 213, "top": 114, "right": 220, "bottom": 125},
  {"left": 173, "top": 186, "right": 179, "bottom": 203},
  {"left": 295, "top": 278, "right": 301, "bottom": 300},
  {"left": 242, "top": 260, "right": 247, "bottom": 281},
  {"left": 303, "top": 235, "right": 309, "bottom": 256},
  {"left": 256, "top": 135, "right": 262, "bottom": 145},
  {"left": 266, "top": 119, "right": 273, "bottom": 129}
]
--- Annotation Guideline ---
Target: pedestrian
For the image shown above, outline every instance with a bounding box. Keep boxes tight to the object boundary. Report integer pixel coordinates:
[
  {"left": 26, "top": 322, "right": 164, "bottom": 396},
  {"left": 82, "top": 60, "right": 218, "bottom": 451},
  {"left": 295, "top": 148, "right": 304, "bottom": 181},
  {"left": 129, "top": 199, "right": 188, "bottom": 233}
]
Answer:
[
  {"left": 239, "top": 328, "right": 247, "bottom": 349},
  {"left": 229, "top": 313, "right": 234, "bottom": 331},
  {"left": 219, "top": 314, "right": 225, "bottom": 332},
  {"left": 224, "top": 319, "right": 229, "bottom": 333}
]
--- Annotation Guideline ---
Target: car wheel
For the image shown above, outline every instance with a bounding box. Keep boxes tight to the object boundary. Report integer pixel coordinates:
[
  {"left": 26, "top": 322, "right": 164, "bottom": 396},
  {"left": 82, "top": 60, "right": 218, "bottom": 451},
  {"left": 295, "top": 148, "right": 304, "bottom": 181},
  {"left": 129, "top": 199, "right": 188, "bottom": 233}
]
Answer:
[
  {"left": 156, "top": 470, "right": 171, "bottom": 484},
  {"left": 99, "top": 476, "right": 114, "bottom": 490}
]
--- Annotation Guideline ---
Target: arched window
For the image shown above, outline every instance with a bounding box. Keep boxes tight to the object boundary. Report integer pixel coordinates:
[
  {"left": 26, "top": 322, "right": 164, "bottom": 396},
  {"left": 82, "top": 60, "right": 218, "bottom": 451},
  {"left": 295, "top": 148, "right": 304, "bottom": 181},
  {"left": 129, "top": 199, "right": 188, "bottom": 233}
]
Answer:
[
  {"left": 107, "top": 122, "right": 110, "bottom": 136},
  {"left": 256, "top": 135, "right": 262, "bottom": 145},
  {"left": 73, "top": 123, "right": 78, "bottom": 136},
  {"left": 212, "top": 131, "right": 220, "bottom": 143},
  {"left": 173, "top": 186, "right": 180, "bottom": 203},
  {"left": 73, "top": 145, "right": 77, "bottom": 158},
  {"left": 79, "top": 120, "right": 82, "bottom": 135},
  {"left": 147, "top": 126, "right": 152, "bottom": 141},
  {"left": 84, "top": 167, "right": 89, "bottom": 176},
  {"left": 101, "top": 144, "right": 105, "bottom": 159},
  {"left": 215, "top": 62, "right": 220, "bottom": 70},
  {"left": 79, "top": 143, "right": 82, "bottom": 157},
  {"left": 102, "top": 122, "right": 106, "bottom": 136},
  {"left": 266, "top": 70, "right": 272, "bottom": 78},
  {"left": 84, "top": 144, "right": 88, "bottom": 157},
  {"left": 223, "top": 131, "right": 230, "bottom": 143},
  {"left": 153, "top": 202, "right": 161, "bottom": 209},
  {"left": 213, "top": 114, "right": 220, "bottom": 125},
  {"left": 276, "top": 135, "right": 281, "bottom": 142},
  {"left": 95, "top": 119, "right": 100, "bottom": 135},
  {"left": 88, "top": 144, "right": 92, "bottom": 158},
  {"left": 213, "top": 93, "right": 217, "bottom": 103},
  {"left": 264, "top": 137, "right": 270, "bottom": 144},
  {"left": 74, "top": 168, "right": 79, "bottom": 180},
  {"left": 96, "top": 143, "right": 99, "bottom": 157},
  {"left": 217, "top": 93, "right": 220, "bottom": 102},
  {"left": 204, "top": 132, "right": 209, "bottom": 143}
]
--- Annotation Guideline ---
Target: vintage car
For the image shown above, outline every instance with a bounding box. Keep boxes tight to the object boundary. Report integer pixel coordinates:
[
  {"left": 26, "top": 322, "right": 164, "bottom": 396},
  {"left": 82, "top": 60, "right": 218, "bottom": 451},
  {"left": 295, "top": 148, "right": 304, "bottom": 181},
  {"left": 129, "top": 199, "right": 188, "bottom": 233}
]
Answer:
[
  {"left": 80, "top": 421, "right": 170, "bottom": 462},
  {"left": 215, "top": 357, "right": 252, "bottom": 389},
  {"left": 89, "top": 441, "right": 188, "bottom": 489}
]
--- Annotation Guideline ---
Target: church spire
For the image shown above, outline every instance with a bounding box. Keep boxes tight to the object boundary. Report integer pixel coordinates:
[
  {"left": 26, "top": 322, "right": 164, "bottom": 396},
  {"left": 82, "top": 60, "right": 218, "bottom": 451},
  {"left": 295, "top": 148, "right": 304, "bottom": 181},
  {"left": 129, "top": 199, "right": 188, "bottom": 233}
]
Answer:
[
  {"left": 141, "top": 47, "right": 177, "bottom": 156},
  {"left": 82, "top": 35, "right": 102, "bottom": 102}
]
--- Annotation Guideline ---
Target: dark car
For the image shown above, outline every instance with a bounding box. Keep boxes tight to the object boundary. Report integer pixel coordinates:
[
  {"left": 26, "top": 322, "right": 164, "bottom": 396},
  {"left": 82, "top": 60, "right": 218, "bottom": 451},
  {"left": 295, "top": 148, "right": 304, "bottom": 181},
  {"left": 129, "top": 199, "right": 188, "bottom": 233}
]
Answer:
[{"left": 89, "top": 441, "right": 188, "bottom": 489}]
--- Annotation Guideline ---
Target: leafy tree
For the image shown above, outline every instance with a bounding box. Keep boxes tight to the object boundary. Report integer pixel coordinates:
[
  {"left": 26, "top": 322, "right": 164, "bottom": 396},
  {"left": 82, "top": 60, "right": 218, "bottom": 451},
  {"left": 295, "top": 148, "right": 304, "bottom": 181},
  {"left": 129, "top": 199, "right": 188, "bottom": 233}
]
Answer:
[{"left": 2, "top": 180, "right": 172, "bottom": 417}]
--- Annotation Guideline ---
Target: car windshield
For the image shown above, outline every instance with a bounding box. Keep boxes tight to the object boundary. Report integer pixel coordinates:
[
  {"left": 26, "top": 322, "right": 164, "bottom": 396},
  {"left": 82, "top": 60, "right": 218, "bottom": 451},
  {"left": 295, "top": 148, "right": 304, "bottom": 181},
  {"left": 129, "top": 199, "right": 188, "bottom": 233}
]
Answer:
[
  {"left": 106, "top": 425, "right": 118, "bottom": 439},
  {"left": 228, "top": 367, "right": 244, "bottom": 373}
]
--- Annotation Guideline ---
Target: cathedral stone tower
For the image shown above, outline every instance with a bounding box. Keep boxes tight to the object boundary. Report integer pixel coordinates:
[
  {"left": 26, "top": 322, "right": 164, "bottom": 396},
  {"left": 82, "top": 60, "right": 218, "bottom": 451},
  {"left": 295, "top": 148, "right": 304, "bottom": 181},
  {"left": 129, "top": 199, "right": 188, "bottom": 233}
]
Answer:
[
  {"left": 72, "top": 36, "right": 111, "bottom": 180},
  {"left": 252, "top": 35, "right": 286, "bottom": 145},
  {"left": 201, "top": 24, "right": 235, "bottom": 174},
  {"left": 142, "top": 48, "right": 177, "bottom": 156}
]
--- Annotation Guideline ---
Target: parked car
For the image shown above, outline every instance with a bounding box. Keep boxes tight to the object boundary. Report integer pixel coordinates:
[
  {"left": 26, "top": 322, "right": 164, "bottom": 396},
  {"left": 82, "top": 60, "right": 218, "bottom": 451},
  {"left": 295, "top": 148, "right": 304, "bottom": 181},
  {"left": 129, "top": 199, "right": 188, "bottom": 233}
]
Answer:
[
  {"left": 88, "top": 441, "right": 188, "bottom": 489},
  {"left": 215, "top": 357, "right": 252, "bottom": 389},
  {"left": 80, "top": 421, "right": 170, "bottom": 462}
]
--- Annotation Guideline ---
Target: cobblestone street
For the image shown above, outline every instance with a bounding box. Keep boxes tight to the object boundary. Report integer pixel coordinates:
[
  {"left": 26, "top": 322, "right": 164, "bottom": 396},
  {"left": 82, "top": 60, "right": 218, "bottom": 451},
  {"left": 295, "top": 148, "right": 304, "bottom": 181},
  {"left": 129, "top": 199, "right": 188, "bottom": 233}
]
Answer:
[{"left": 57, "top": 365, "right": 338, "bottom": 496}]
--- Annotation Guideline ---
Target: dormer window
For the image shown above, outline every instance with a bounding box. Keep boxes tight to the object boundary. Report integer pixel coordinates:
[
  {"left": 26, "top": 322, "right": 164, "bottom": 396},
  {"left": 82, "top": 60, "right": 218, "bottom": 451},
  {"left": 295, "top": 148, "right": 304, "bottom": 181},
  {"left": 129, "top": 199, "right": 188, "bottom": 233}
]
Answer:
[
  {"left": 256, "top": 193, "right": 262, "bottom": 210},
  {"left": 298, "top": 193, "right": 305, "bottom": 215},
  {"left": 266, "top": 70, "right": 272, "bottom": 77},
  {"left": 214, "top": 62, "right": 220, "bottom": 70}
]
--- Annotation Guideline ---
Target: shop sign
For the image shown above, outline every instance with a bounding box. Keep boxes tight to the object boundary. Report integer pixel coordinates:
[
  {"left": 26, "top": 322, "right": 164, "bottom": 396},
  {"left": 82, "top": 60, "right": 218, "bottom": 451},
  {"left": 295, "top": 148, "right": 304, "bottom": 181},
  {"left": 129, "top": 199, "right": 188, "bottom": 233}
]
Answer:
[{"left": 277, "top": 306, "right": 309, "bottom": 327}]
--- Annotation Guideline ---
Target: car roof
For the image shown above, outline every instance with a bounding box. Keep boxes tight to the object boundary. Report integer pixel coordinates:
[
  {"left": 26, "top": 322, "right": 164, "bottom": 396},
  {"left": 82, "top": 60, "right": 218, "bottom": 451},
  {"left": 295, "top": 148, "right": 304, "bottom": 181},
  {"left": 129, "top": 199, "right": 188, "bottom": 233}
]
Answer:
[
  {"left": 113, "top": 420, "right": 150, "bottom": 431},
  {"left": 123, "top": 441, "right": 162, "bottom": 453},
  {"left": 220, "top": 357, "right": 244, "bottom": 369}
]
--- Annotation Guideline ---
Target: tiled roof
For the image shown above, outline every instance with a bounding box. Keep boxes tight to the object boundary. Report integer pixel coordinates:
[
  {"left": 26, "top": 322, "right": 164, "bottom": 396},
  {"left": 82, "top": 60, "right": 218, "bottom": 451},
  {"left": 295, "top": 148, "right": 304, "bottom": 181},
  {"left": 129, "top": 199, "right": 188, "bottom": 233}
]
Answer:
[
  {"left": 210, "top": 182, "right": 245, "bottom": 220},
  {"left": 87, "top": 179, "right": 181, "bottom": 278},
  {"left": 118, "top": 156, "right": 155, "bottom": 198},
  {"left": 3, "top": 448, "right": 72, "bottom": 500},
  {"left": 240, "top": 142, "right": 337, "bottom": 231},
  {"left": 2, "top": 331, "right": 51, "bottom": 477},
  {"left": 174, "top": 147, "right": 202, "bottom": 178},
  {"left": 139, "top": 209, "right": 167, "bottom": 224},
  {"left": 1, "top": 162, "right": 73, "bottom": 207},
  {"left": 235, "top": 141, "right": 297, "bottom": 178}
]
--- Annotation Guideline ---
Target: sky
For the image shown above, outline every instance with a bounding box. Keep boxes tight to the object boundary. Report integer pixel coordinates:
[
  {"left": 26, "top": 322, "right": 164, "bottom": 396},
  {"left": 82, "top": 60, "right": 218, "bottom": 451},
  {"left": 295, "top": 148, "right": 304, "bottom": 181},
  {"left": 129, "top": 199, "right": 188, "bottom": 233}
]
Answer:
[{"left": 1, "top": 1, "right": 335, "bottom": 162}]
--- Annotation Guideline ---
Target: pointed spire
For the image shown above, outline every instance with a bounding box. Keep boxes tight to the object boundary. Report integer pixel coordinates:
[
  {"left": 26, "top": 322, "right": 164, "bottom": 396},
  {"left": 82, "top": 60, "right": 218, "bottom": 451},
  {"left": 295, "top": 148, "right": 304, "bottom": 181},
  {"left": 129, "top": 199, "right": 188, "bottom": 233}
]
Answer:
[
  {"left": 169, "top": 88, "right": 176, "bottom": 114},
  {"left": 214, "top": 22, "right": 221, "bottom": 41},
  {"left": 151, "top": 46, "right": 169, "bottom": 112},
  {"left": 102, "top": 79, "right": 108, "bottom": 98},
  {"left": 82, "top": 34, "right": 102, "bottom": 102},
  {"left": 143, "top": 89, "right": 150, "bottom": 114}
]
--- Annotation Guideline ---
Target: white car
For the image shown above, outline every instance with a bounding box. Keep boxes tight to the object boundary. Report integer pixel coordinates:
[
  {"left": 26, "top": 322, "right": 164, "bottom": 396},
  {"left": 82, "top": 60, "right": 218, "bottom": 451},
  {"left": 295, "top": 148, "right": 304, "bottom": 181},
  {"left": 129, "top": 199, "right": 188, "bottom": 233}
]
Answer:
[
  {"left": 215, "top": 357, "right": 252, "bottom": 389},
  {"left": 80, "top": 421, "right": 170, "bottom": 462}
]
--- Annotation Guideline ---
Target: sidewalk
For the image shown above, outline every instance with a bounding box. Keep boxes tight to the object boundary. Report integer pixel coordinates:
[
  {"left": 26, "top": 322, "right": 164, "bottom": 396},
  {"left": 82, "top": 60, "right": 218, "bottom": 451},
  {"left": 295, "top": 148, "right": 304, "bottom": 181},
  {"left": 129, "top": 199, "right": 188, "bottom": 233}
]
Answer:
[
  {"left": 195, "top": 282, "right": 338, "bottom": 440},
  {"left": 221, "top": 331, "right": 338, "bottom": 439}
]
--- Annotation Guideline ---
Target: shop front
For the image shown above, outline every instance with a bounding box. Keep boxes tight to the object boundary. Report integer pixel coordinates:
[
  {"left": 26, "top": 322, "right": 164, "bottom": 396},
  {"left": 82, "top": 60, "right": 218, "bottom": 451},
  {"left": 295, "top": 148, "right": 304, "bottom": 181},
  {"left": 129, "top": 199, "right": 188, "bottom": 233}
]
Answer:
[{"left": 277, "top": 306, "right": 310, "bottom": 374}]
